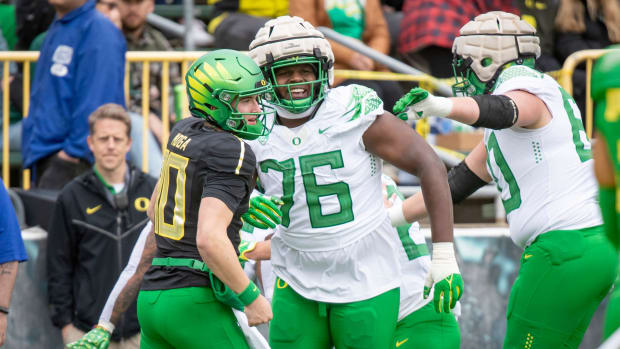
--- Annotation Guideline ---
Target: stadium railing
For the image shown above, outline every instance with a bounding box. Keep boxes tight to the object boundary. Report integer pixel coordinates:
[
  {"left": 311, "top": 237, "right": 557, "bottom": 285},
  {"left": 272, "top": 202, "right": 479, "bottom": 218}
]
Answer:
[
  {"left": 558, "top": 48, "right": 620, "bottom": 139},
  {"left": 2, "top": 48, "right": 615, "bottom": 189},
  {"left": 0, "top": 51, "right": 455, "bottom": 189}
]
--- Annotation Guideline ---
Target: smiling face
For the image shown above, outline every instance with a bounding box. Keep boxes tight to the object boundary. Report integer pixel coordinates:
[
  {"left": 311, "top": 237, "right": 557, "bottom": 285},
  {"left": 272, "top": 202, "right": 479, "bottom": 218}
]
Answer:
[
  {"left": 274, "top": 63, "right": 317, "bottom": 100},
  {"left": 234, "top": 94, "right": 262, "bottom": 125}
]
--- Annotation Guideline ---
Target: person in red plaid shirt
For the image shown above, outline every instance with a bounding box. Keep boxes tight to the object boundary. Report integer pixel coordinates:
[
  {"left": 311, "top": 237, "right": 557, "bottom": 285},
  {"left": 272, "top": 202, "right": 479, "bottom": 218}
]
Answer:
[{"left": 397, "top": 0, "right": 518, "bottom": 78}]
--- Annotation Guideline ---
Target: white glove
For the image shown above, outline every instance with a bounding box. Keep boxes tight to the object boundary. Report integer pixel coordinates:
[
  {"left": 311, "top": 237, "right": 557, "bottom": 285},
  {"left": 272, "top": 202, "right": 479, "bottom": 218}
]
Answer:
[
  {"left": 424, "top": 242, "right": 463, "bottom": 314},
  {"left": 393, "top": 87, "right": 453, "bottom": 121}
]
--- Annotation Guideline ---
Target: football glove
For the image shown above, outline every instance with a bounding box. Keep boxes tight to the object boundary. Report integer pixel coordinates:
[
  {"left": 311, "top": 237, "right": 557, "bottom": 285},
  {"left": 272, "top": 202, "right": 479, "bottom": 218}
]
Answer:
[
  {"left": 242, "top": 195, "right": 284, "bottom": 229},
  {"left": 393, "top": 87, "right": 453, "bottom": 122},
  {"left": 238, "top": 240, "right": 257, "bottom": 267},
  {"left": 424, "top": 242, "right": 463, "bottom": 314},
  {"left": 65, "top": 324, "right": 112, "bottom": 349}
]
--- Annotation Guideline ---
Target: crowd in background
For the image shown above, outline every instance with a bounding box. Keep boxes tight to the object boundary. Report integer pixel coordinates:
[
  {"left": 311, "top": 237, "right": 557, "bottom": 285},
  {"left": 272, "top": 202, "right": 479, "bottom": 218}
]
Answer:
[{"left": 0, "top": 0, "right": 618, "bottom": 189}]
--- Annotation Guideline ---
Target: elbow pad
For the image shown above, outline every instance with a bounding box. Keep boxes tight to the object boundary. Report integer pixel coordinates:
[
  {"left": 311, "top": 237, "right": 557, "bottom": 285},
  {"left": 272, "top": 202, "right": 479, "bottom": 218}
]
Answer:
[
  {"left": 448, "top": 161, "right": 488, "bottom": 204},
  {"left": 471, "top": 95, "right": 518, "bottom": 130}
]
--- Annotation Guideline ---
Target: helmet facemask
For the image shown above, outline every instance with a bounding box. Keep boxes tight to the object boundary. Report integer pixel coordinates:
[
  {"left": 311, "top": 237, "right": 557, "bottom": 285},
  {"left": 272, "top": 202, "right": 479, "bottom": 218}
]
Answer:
[
  {"left": 186, "top": 49, "right": 276, "bottom": 140},
  {"left": 266, "top": 56, "right": 329, "bottom": 114},
  {"left": 451, "top": 54, "right": 537, "bottom": 96},
  {"left": 215, "top": 87, "right": 276, "bottom": 140}
]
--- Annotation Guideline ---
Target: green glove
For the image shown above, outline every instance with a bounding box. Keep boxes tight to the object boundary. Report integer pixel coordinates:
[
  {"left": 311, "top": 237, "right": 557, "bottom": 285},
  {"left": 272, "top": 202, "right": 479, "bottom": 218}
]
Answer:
[
  {"left": 65, "top": 326, "right": 111, "bottom": 349},
  {"left": 242, "top": 195, "right": 284, "bottom": 229},
  {"left": 238, "top": 240, "right": 257, "bottom": 267},
  {"left": 393, "top": 87, "right": 452, "bottom": 122},
  {"left": 423, "top": 242, "right": 464, "bottom": 314}
]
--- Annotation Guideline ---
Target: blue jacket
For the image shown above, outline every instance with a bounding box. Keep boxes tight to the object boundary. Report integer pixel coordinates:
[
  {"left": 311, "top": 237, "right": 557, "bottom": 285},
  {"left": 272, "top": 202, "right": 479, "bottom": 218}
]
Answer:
[
  {"left": 0, "top": 179, "right": 27, "bottom": 265},
  {"left": 22, "top": 0, "right": 126, "bottom": 168}
]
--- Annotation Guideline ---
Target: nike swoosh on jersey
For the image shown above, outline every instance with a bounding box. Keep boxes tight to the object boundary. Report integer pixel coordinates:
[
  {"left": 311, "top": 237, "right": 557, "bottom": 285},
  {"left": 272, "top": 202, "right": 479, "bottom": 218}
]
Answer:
[
  {"left": 396, "top": 338, "right": 409, "bottom": 347},
  {"left": 524, "top": 254, "right": 533, "bottom": 260},
  {"left": 86, "top": 204, "right": 102, "bottom": 215},
  {"left": 318, "top": 126, "right": 333, "bottom": 134}
]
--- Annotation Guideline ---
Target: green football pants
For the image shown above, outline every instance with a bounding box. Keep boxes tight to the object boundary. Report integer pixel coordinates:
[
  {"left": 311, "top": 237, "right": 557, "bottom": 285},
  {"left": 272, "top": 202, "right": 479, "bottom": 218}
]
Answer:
[
  {"left": 137, "top": 287, "right": 249, "bottom": 349},
  {"left": 269, "top": 277, "right": 400, "bottom": 349},
  {"left": 604, "top": 270, "right": 620, "bottom": 339},
  {"left": 392, "top": 301, "right": 460, "bottom": 349},
  {"left": 504, "top": 226, "right": 618, "bottom": 349}
]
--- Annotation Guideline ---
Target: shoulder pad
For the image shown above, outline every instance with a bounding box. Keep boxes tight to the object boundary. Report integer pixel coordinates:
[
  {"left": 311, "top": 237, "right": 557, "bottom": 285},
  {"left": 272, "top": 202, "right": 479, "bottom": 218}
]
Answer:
[{"left": 495, "top": 65, "right": 544, "bottom": 88}]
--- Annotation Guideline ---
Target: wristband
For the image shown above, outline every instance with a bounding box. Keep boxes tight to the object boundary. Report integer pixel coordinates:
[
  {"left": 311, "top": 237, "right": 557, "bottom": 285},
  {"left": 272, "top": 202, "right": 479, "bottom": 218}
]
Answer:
[
  {"left": 0, "top": 306, "right": 8, "bottom": 314},
  {"left": 388, "top": 200, "right": 408, "bottom": 227},
  {"left": 237, "top": 281, "right": 260, "bottom": 306},
  {"left": 96, "top": 320, "right": 115, "bottom": 334}
]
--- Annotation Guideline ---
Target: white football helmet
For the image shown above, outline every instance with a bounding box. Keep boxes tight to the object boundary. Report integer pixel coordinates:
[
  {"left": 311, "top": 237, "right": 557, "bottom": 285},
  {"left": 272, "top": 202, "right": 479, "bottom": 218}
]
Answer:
[
  {"left": 451, "top": 11, "right": 541, "bottom": 96},
  {"left": 249, "top": 16, "right": 335, "bottom": 118}
]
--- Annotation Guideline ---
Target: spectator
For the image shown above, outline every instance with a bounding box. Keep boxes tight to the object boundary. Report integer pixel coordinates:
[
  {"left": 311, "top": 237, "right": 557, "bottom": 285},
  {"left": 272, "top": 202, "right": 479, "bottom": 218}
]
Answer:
[
  {"left": 0, "top": 179, "right": 27, "bottom": 348},
  {"left": 290, "top": 0, "right": 404, "bottom": 111},
  {"left": 553, "top": 0, "right": 620, "bottom": 116},
  {"left": 398, "top": 0, "right": 518, "bottom": 78},
  {"left": 47, "top": 104, "right": 156, "bottom": 348},
  {"left": 22, "top": 0, "right": 126, "bottom": 190},
  {"left": 119, "top": 0, "right": 176, "bottom": 176},
  {"left": 207, "top": 0, "right": 288, "bottom": 50},
  {"left": 96, "top": 0, "right": 122, "bottom": 28}
]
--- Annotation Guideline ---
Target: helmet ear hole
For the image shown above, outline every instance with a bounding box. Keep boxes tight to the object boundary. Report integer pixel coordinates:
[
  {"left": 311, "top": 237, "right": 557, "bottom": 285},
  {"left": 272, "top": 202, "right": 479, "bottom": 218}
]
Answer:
[{"left": 481, "top": 57, "right": 493, "bottom": 67}]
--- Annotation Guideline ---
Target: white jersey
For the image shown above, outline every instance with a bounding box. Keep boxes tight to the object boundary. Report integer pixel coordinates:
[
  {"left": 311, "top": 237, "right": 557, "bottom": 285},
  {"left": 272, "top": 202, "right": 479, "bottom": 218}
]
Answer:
[
  {"left": 249, "top": 85, "right": 401, "bottom": 302},
  {"left": 487, "top": 66, "right": 602, "bottom": 248},
  {"left": 381, "top": 175, "right": 433, "bottom": 320}
]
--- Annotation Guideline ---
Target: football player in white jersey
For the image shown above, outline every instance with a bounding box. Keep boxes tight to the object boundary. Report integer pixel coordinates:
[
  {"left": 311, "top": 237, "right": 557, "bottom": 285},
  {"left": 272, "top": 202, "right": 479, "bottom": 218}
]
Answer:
[
  {"left": 247, "top": 15, "right": 461, "bottom": 349},
  {"left": 393, "top": 11, "right": 618, "bottom": 349}
]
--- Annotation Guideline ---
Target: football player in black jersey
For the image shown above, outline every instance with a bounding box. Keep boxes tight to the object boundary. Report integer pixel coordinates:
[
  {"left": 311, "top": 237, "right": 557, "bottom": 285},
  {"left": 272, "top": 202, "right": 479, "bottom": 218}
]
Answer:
[{"left": 135, "top": 49, "right": 276, "bottom": 349}]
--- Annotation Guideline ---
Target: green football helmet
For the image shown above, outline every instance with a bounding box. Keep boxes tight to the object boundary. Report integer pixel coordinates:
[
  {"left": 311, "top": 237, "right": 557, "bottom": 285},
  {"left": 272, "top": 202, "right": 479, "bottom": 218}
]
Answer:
[
  {"left": 185, "top": 49, "right": 275, "bottom": 140},
  {"left": 451, "top": 11, "right": 540, "bottom": 96},
  {"left": 249, "top": 16, "right": 335, "bottom": 118}
]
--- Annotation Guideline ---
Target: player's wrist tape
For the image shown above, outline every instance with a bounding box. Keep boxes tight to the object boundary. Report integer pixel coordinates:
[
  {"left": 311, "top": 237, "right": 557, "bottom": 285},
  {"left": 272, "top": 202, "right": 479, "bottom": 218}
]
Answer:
[
  {"left": 0, "top": 306, "right": 8, "bottom": 314},
  {"left": 388, "top": 200, "right": 408, "bottom": 227},
  {"left": 96, "top": 320, "right": 115, "bottom": 334},
  {"left": 237, "top": 281, "right": 260, "bottom": 306},
  {"left": 429, "top": 95, "right": 453, "bottom": 117},
  {"left": 432, "top": 242, "right": 456, "bottom": 260}
]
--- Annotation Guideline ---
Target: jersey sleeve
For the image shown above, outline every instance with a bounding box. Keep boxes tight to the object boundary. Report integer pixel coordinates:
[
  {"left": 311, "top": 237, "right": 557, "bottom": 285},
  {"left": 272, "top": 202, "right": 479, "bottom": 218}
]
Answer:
[
  {"left": 324, "top": 85, "right": 384, "bottom": 144},
  {"left": 202, "top": 134, "right": 256, "bottom": 213},
  {"left": 492, "top": 66, "right": 561, "bottom": 112}
]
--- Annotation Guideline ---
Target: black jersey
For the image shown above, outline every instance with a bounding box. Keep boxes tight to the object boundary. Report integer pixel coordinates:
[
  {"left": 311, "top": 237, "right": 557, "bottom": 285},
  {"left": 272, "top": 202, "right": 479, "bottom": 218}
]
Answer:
[{"left": 141, "top": 117, "right": 256, "bottom": 290}]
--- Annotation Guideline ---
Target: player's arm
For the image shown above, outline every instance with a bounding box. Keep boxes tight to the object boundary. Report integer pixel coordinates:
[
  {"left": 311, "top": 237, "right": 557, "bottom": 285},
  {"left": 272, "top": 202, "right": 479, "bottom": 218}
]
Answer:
[
  {"left": 196, "top": 197, "right": 272, "bottom": 326},
  {"left": 147, "top": 179, "right": 160, "bottom": 221},
  {"left": 364, "top": 111, "right": 464, "bottom": 314},
  {"left": 593, "top": 131, "right": 619, "bottom": 249},
  {"left": 399, "top": 140, "right": 491, "bottom": 223},
  {"left": 364, "top": 111, "right": 454, "bottom": 242},
  {"left": 393, "top": 88, "right": 551, "bottom": 129}
]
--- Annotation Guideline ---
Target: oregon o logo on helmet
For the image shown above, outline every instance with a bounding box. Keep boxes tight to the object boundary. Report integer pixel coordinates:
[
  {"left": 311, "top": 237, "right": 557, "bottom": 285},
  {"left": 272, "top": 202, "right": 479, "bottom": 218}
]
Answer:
[{"left": 292, "top": 137, "right": 301, "bottom": 145}]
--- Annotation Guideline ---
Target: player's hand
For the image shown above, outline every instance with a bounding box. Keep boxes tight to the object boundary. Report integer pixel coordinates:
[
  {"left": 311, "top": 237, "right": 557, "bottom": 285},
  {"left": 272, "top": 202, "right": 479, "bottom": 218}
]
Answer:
[
  {"left": 238, "top": 240, "right": 257, "bottom": 267},
  {"left": 65, "top": 326, "right": 111, "bottom": 349},
  {"left": 244, "top": 294, "right": 273, "bottom": 326},
  {"left": 393, "top": 87, "right": 453, "bottom": 122},
  {"left": 424, "top": 242, "right": 463, "bottom": 314},
  {"left": 242, "top": 195, "right": 284, "bottom": 229}
]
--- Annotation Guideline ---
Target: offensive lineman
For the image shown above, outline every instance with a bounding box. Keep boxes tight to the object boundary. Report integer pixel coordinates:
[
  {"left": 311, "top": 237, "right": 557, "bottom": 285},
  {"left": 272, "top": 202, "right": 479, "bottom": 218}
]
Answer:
[
  {"left": 247, "top": 16, "right": 461, "bottom": 349},
  {"left": 393, "top": 11, "right": 618, "bottom": 348},
  {"left": 591, "top": 48, "right": 620, "bottom": 340}
]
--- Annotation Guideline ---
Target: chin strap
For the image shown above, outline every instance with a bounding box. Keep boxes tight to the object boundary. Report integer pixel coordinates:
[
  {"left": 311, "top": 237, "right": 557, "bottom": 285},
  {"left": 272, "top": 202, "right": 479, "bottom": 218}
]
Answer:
[{"left": 273, "top": 103, "right": 319, "bottom": 120}]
